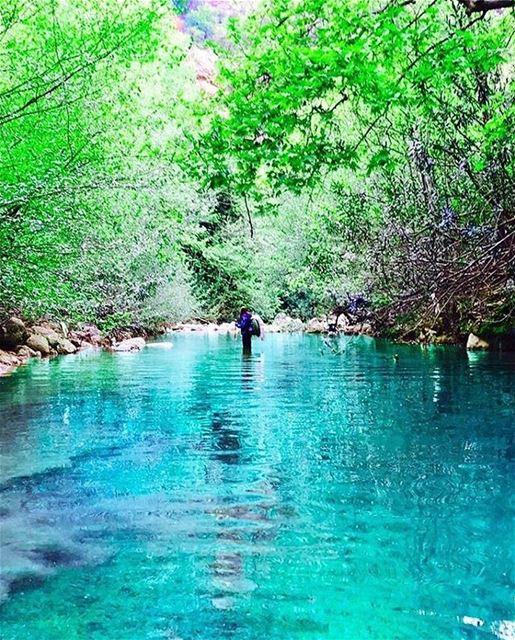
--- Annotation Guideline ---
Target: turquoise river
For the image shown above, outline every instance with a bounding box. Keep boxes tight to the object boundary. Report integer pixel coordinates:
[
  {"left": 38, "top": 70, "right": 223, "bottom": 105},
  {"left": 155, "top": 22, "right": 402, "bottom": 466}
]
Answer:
[{"left": 0, "top": 333, "right": 513, "bottom": 640}]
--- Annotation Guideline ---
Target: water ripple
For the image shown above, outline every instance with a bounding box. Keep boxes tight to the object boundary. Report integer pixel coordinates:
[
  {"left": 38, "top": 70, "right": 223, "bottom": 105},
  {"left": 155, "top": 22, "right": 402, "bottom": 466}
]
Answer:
[{"left": 0, "top": 334, "right": 513, "bottom": 640}]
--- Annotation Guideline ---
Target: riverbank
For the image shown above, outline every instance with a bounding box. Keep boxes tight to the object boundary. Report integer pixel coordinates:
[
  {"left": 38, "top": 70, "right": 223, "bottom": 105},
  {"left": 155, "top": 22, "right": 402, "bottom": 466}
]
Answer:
[
  {"left": 166, "top": 312, "right": 374, "bottom": 336},
  {"left": 0, "top": 318, "right": 152, "bottom": 376},
  {"left": 1, "top": 312, "right": 508, "bottom": 377}
]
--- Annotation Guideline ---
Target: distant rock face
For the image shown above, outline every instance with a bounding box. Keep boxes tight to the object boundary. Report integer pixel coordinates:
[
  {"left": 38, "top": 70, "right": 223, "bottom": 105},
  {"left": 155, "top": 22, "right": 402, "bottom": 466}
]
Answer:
[
  {"left": 112, "top": 337, "right": 146, "bottom": 352},
  {"left": 26, "top": 334, "right": 51, "bottom": 356},
  {"left": 466, "top": 333, "right": 490, "bottom": 350},
  {"left": 306, "top": 318, "right": 327, "bottom": 334},
  {"left": 270, "top": 313, "right": 306, "bottom": 333},
  {"left": 0, "top": 317, "right": 27, "bottom": 350}
]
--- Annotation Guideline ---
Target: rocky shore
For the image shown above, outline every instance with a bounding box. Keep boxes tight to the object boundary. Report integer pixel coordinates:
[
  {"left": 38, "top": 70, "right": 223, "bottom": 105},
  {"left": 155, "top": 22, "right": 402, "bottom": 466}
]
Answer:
[
  {"left": 166, "top": 312, "right": 374, "bottom": 336},
  {"left": 0, "top": 318, "right": 151, "bottom": 377},
  {"left": 0, "top": 312, "right": 499, "bottom": 377}
]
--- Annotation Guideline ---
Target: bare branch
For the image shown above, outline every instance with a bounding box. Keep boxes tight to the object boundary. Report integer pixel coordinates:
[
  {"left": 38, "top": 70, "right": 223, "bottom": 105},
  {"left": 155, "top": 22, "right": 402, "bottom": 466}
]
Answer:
[
  {"left": 457, "top": 0, "right": 514, "bottom": 13},
  {"left": 243, "top": 194, "right": 254, "bottom": 238}
]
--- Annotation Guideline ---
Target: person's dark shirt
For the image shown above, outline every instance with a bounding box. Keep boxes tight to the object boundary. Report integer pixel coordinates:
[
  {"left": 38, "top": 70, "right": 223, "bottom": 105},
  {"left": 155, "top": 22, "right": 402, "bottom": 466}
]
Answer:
[{"left": 236, "top": 311, "right": 253, "bottom": 336}]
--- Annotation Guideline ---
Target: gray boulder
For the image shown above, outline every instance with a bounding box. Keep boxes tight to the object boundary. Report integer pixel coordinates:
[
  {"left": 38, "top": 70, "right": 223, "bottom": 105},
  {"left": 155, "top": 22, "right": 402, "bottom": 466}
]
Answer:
[
  {"left": 26, "top": 334, "right": 51, "bottom": 356},
  {"left": 70, "top": 323, "right": 102, "bottom": 346},
  {"left": 0, "top": 317, "right": 27, "bottom": 349},
  {"left": 0, "top": 349, "right": 22, "bottom": 376},
  {"left": 48, "top": 320, "right": 68, "bottom": 337},
  {"left": 270, "top": 313, "right": 306, "bottom": 332},
  {"left": 466, "top": 333, "right": 490, "bottom": 350},
  {"left": 112, "top": 337, "right": 146, "bottom": 352},
  {"left": 218, "top": 322, "right": 238, "bottom": 334},
  {"left": 306, "top": 318, "right": 326, "bottom": 333},
  {"left": 30, "top": 325, "right": 61, "bottom": 348},
  {"left": 327, "top": 314, "right": 349, "bottom": 331},
  {"left": 0, "top": 350, "right": 20, "bottom": 366},
  {"left": 359, "top": 322, "right": 373, "bottom": 336},
  {"left": 56, "top": 338, "right": 77, "bottom": 355},
  {"left": 17, "top": 345, "right": 38, "bottom": 358}
]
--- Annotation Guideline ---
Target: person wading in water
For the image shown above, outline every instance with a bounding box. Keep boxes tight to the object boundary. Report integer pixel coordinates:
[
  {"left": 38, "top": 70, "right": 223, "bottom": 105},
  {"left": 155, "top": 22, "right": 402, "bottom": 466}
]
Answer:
[{"left": 235, "top": 307, "right": 263, "bottom": 354}]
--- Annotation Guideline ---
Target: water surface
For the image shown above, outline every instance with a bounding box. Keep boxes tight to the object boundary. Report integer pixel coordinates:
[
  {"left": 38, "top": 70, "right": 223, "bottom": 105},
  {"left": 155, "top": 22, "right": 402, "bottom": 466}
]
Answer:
[{"left": 0, "top": 334, "right": 514, "bottom": 639}]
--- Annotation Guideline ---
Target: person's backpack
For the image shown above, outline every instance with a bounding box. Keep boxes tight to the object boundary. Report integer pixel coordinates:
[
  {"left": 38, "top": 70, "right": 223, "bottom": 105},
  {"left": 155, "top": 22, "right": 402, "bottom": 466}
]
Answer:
[
  {"left": 251, "top": 317, "right": 261, "bottom": 337},
  {"left": 251, "top": 314, "right": 265, "bottom": 340}
]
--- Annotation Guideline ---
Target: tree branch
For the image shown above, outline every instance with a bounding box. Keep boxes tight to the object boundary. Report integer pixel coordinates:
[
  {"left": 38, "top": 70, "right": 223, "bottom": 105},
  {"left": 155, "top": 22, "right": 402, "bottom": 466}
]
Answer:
[
  {"left": 457, "top": 0, "right": 514, "bottom": 12},
  {"left": 243, "top": 194, "right": 254, "bottom": 238}
]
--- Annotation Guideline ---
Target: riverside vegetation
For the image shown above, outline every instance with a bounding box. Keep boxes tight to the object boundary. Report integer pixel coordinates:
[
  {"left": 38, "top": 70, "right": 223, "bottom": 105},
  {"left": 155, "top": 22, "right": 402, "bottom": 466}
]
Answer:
[{"left": 0, "top": 0, "right": 514, "bottom": 352}]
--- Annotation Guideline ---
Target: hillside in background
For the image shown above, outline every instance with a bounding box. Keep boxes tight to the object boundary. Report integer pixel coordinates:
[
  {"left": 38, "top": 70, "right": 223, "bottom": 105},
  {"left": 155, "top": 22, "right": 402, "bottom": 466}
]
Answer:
[{"left": 173, "top": 0, "right": 257, "bottom": 42}]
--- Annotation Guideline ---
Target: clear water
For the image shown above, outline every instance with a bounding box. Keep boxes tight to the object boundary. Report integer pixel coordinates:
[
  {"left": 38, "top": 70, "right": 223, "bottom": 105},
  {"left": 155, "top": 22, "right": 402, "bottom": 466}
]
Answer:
[{"left": 0, "top": 334, "right": 513, "bottom": 640}]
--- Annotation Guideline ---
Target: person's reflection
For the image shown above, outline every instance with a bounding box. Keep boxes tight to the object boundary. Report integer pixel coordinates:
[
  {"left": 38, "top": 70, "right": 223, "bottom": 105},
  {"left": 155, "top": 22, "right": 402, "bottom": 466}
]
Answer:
[
  {"left": 205, "top": 409, "right": 279, "bottom": 617},
  {"left": 210, "top": 411, "right": 241, "bottom": 465},
  {"left": 241, "top": 352, "right": 265, "bottom": 394}
]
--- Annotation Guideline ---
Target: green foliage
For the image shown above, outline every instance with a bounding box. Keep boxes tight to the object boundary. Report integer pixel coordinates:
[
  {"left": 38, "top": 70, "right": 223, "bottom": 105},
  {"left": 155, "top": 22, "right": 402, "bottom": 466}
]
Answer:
[
  {"left": 0, "top": 0, "right": 201, "bottom": 327},
  {"left": 0, "top": 0, "right": 513, "bottom": 334},
  {"left": 198, "top": 0, "right": 514, "bottom": 331},
  {"left": 206, "top": 0, "right": 513, "bottom": 192}
]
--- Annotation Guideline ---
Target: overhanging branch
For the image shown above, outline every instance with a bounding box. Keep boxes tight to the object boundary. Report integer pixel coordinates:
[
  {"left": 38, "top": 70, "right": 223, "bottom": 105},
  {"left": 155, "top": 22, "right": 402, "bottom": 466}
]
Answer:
[{"left": 457, "top": 0, "right": 514, "bottom": 12}]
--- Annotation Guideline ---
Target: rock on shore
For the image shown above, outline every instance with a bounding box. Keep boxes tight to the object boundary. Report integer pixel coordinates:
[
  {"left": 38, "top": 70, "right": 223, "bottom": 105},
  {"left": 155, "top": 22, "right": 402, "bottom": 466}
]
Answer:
[
  {"left": 466, "top": 333, "right": 490, "bottom": 350},
  {"left": 0, "top": 317, "right": 83, "bottom": 376},
  {"left": 4, "top": 314, "right": 499, "bottom": 377},
  {"left": 166, "top": 322, "right": 238, "bottom": 334},
  {"left": 26, "top": 334, "right": 51, "bottom": 356},
  {"left": 112, "top": 337, "right": 146, "bottom": 352},
  {"left": 268, "top": 313, "right": 306, "bottom": 333},
  {"left": 167, "top": 314, "right": 374, "bottom": 336},
  {"left": 0, "top": 317, "right": 27, "bottom": 350}
]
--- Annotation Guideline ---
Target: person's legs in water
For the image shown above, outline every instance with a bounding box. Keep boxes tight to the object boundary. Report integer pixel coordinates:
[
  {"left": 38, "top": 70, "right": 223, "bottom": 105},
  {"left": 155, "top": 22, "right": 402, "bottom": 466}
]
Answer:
[
  {"left": 236, "top": 307, "right": 254, "bottom": 354},
  {"left": 242, "top": 332, "right": 252, "bottom": 354}
]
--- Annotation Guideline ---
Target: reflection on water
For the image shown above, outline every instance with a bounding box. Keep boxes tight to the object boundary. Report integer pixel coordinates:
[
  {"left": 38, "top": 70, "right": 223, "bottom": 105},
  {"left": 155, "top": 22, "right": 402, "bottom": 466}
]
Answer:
[{"left": 0, "top": 334, "right": 514, "bottom": 640}]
